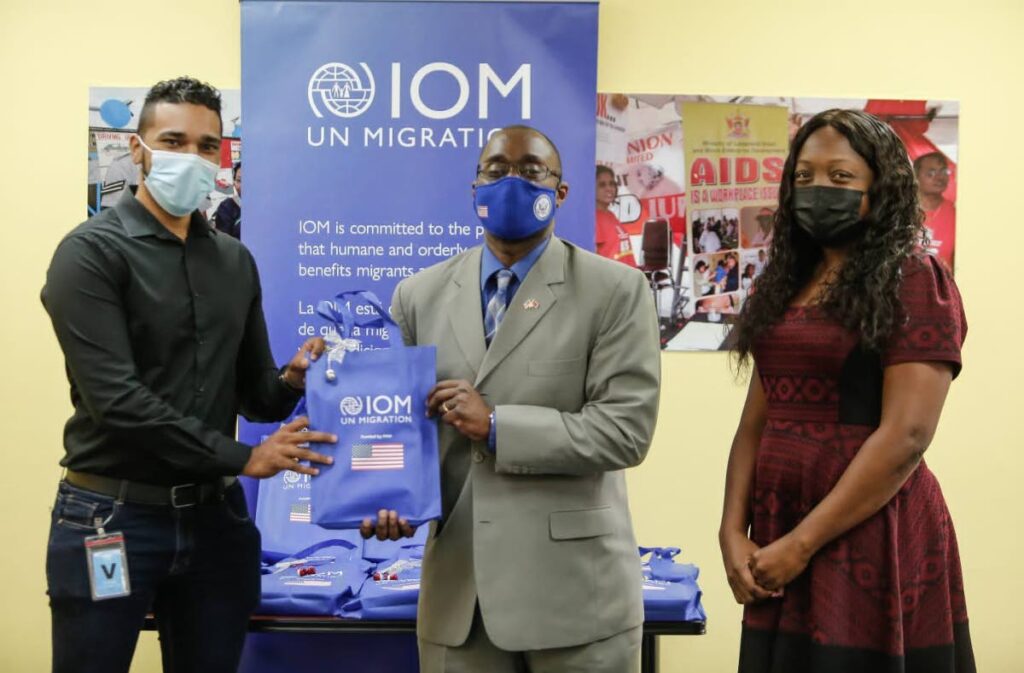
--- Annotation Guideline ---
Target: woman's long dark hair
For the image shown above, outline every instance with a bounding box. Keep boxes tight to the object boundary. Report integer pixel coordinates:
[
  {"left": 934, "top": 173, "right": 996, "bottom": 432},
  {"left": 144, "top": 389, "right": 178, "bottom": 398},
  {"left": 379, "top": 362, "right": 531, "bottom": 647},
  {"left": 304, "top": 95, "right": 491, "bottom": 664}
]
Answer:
[{"left": 734, "top": 109, "right": 928, "bottom": 367}]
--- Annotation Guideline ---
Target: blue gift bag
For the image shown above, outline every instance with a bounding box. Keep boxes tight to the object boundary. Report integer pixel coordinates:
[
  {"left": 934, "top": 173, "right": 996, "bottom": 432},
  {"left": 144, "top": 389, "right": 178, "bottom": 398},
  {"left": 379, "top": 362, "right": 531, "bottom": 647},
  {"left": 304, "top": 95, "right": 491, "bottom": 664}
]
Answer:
[
  {"left": 255, "top": 460, "right": 365, "bottom": 563},
  {"left": 637, "top": 546, "right": 706, "bottom": 622},
  {"left": 642, "top": 577, "right": 706, "bottom": 622},
  {"left": 259, "top": 539, "right": 370, "bottom": 616},
  {"left": 342, "top": 545, "right": 423, "bottom": 620},
  {"left": 304, "top": 291, "right": 440, "bottom": 529}
]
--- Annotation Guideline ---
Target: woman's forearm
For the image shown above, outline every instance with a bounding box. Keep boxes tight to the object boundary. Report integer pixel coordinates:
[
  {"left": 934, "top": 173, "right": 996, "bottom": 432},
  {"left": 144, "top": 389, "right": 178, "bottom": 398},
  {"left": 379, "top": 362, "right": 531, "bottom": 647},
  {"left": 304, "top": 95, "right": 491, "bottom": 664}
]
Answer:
[
  {"left": 721, "top": 372, "right": 767, "bottom": 538},
  {"left": 789, "top": 425, "right": 928, "bottom": 556}
]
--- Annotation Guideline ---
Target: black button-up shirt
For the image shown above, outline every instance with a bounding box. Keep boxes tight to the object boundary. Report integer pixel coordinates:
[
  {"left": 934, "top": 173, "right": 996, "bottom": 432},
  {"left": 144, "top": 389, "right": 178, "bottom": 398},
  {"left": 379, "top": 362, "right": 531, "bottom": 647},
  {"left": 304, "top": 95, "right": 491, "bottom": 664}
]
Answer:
[{"left": 42, "top": 196, "right": 299, "bottom": 485}]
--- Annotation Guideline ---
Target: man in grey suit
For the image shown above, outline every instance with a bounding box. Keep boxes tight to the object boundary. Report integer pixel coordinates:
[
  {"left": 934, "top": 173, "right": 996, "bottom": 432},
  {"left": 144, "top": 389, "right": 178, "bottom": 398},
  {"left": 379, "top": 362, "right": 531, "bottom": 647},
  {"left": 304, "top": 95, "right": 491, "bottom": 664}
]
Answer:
[{"left": 363, "top": 125, "right": 661, "bottom": 672}]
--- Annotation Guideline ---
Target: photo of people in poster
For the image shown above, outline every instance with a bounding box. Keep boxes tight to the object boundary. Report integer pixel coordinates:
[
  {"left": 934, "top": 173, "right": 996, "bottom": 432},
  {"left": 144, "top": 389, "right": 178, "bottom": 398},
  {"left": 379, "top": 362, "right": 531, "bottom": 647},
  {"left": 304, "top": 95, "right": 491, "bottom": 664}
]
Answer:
[
  {"left": 87, "top": 87, "right": 243, "bottom": 237},
  {"left": 594, "top": 95, "right": 959, "bottom": 351}
]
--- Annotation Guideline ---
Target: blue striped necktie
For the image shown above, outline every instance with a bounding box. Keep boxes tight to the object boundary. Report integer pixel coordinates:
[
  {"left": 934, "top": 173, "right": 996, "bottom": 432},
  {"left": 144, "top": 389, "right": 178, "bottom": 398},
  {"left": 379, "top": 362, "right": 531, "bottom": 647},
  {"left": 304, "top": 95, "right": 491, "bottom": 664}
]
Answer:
[{"left": 484, "top": 269, "right": 514, "bottom": 345}]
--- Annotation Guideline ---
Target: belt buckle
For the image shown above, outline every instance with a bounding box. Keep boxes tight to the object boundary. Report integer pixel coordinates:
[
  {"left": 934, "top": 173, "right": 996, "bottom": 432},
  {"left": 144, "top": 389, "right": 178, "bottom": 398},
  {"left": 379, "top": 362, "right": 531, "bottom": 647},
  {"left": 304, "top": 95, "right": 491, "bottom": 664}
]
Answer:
[{"left": 170, "top": 483, "right": 198, "bottom": 508}]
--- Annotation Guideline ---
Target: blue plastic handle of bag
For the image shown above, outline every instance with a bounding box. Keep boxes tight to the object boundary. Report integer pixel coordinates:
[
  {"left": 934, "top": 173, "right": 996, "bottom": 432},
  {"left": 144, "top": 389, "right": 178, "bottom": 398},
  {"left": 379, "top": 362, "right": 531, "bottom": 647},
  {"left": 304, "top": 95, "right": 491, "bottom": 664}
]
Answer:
[
  {"left": 639, "top": 546, "right": 681, "bottom": 561},
  {"left": 316, "top": 290, "right": 403, "bottom": 346}
]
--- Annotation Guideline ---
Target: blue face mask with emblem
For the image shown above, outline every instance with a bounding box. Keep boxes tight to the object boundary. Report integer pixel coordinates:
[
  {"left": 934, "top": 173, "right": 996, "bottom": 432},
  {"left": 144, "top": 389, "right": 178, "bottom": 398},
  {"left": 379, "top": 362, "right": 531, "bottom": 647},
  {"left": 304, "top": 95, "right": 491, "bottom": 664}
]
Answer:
[
  {"left": 136, "top": 136, "right": 219, "bottom": 217},
  {"left": 474, "top": 176, "right": 557, "bottom": 241}
]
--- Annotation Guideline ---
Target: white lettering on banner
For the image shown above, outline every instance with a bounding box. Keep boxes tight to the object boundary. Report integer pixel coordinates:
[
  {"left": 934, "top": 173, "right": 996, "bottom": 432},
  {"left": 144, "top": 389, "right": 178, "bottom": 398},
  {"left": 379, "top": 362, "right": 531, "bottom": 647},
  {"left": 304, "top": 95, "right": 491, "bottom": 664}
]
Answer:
[
  {"left": 308, "top": 126, "right": 499, "bottom": 149},
  {"left": 307, "top": 126, "right": 350, "bottom": 147},
  {"left": 306, "top": 61, "right": 528, "bottom": 149},
  {"left": 371, "top": 126, "right": 499, "bottom": 149},
  {"left": 355, "top": 265, "right": 415, "bottom": 281},
  {"left": 479, "top": 64, "right": 531, "bottom": 119},
  {"left": 389, "top": 63, "right": 531, "bottom": 120},
  {"left": 299, "top": 220, "right": 332, "bottom": 235},
  {"left": 293, "top": 214, "right": 476, "bottom": 318},
  {"left": 409, "top": 63, "right": 470, "bottom": 120},
  {"left": 391, "top": 63, "right": 402, "bottom": 118}
]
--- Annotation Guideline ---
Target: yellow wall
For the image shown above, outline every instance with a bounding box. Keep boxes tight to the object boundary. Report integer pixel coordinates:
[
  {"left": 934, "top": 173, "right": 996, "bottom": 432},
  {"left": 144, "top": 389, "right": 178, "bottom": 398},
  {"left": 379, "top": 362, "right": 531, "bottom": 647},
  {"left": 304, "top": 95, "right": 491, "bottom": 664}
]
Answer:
[{"left": 1, "top": 0, "right": 1020, "bottom": 670}]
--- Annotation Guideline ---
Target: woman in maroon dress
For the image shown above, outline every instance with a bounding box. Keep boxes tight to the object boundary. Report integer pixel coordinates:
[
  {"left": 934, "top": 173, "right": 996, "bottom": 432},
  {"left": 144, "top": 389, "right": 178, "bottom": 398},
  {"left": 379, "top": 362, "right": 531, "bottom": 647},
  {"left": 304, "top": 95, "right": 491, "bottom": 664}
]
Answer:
[{"left": 719, "top": 109, "right": 974, "bottom": 673}]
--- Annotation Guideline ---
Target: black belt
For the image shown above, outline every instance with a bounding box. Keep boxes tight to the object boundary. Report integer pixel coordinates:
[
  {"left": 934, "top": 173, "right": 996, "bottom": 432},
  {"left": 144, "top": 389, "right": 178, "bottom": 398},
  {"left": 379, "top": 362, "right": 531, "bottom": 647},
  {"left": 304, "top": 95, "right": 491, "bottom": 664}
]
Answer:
[{"left": 65, "top": 470, "right": 235, "bottom": 508}]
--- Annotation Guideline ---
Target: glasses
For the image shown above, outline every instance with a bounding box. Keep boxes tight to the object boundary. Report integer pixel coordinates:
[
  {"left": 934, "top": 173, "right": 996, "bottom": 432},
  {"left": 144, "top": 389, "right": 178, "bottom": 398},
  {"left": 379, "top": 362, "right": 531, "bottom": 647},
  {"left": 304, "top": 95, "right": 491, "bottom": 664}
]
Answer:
[
  {"left": 922, "top": 168, "right": 952, "bottom": 179},
  {"left": 477, "top": 161, "right": 561, "bottom": 183}
]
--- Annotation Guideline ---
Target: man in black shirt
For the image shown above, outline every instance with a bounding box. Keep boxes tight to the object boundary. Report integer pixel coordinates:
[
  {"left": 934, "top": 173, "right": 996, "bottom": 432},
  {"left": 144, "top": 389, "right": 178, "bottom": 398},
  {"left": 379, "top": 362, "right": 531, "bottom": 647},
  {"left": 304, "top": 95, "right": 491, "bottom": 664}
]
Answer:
[{"left": 42, "top": 77, "right": 334, "bottom": 673}]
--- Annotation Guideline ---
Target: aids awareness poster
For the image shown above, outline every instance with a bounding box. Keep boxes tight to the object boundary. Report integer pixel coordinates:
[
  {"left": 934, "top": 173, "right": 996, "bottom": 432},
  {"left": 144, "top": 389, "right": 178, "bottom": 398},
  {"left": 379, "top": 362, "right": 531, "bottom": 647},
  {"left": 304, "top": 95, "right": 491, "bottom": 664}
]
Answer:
[
  {"left": 238, "top": 1, "right": 597, "bottom": 668},
  {"left": 681, "top": 101, "right": 788, "bottom": 346},
  {"left": 594, "top": 95, "right": 959, "bottom": 351}
]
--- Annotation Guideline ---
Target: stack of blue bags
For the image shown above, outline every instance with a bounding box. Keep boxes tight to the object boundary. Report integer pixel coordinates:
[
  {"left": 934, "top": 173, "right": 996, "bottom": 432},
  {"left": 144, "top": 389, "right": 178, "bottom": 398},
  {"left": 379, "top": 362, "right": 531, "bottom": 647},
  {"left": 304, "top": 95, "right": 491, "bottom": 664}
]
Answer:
[
  {"left": 639, "top": 546, "right": 706, "bottom": 622},
  {"left": 259, "top": 538, "right": 369, "bottom": 616},
  {"left": 340, "top": 543, "right": 423, "bottom": 619},
  {"left": 255, "top": 471, "right": 704, "bottom": 623},
  {"left": 258, "top": 528, "right": 428, "bottom": 619},
  {"left": 255, "top": 459, "right": 429, "bottom": 619}
]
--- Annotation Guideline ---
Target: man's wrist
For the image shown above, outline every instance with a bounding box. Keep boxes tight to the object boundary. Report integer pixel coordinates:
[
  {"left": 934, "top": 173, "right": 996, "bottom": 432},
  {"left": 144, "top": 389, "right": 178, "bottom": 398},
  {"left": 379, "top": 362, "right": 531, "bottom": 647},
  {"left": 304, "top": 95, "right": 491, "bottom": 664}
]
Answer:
[{"left": 279, "top": 372, "right": 304, "bottom": 393}]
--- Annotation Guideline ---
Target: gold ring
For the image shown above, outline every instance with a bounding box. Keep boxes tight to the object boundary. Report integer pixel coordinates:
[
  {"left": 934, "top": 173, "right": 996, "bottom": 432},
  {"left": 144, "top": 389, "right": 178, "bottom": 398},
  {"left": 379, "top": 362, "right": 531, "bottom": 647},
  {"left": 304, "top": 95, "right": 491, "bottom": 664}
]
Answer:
[{"left": 442, "top": 401, "right": 451, "bottom": 413}]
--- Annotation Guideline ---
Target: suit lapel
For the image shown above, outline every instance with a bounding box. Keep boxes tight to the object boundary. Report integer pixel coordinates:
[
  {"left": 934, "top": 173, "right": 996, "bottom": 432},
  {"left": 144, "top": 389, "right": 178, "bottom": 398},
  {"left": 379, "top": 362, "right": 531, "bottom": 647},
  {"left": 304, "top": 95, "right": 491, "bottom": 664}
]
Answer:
[
  {"left": 447, "top": 248, "right": 487, "bottom": 376},
  {"left": 475, "top": 238, "right": 566, "bottom": 387}
]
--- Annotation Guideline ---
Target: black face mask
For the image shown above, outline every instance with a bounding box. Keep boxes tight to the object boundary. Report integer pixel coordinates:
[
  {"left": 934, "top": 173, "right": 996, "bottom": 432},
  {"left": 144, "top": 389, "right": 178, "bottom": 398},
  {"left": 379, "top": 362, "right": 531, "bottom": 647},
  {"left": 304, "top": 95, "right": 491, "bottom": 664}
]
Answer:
[{"left": 792, "top": 186, "right": 866, "bottom": 247}]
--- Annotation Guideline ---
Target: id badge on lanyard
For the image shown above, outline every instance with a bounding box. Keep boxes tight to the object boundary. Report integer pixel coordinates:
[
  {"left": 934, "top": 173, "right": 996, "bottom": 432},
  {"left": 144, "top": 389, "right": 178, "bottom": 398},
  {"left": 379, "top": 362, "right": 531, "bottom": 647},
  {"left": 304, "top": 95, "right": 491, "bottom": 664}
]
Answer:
[{"left": 84, "top": 518, "right": 130, "bottom": 601}]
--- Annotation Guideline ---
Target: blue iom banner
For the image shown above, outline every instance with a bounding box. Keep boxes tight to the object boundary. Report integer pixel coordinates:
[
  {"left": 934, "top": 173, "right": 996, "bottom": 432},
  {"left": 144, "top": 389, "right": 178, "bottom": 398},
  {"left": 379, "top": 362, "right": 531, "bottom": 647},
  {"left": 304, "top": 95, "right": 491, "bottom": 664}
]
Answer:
[
  {"left": 239, "top": 2, "right": 597, "bottom": 669},
  {"left": 240, "top": 0, "right": 598, "bottom": 441}
]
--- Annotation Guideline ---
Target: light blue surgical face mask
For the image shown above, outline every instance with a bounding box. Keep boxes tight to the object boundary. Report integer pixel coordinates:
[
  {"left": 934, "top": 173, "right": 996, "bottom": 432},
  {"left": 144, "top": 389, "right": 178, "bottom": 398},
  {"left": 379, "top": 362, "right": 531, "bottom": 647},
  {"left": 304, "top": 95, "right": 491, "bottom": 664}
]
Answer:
[{"left": 136, "top": 136, "right": 219, "bottom": 217}]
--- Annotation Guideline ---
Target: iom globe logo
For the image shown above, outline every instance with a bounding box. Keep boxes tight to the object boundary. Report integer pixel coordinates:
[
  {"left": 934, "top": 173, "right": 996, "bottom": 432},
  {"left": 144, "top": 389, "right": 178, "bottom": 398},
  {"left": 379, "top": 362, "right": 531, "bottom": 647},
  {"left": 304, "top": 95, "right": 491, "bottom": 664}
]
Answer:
[
  {"left": 308, "top": 62, "right": 376, "bottom": 118},
  {"left": 339, "top": 396, "right": 364, "bottom": 416}
]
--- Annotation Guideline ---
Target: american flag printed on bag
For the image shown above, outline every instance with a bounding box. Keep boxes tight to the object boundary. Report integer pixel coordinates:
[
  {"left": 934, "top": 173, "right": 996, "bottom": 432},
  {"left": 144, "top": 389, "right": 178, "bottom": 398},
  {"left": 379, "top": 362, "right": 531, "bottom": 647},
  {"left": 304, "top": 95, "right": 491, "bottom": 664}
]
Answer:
[
  {"left": 351, "top": 443, "right": 405, "bottom": 471},
  {"left": 289, "top": 502, "right": 312, "bottom": 523}
]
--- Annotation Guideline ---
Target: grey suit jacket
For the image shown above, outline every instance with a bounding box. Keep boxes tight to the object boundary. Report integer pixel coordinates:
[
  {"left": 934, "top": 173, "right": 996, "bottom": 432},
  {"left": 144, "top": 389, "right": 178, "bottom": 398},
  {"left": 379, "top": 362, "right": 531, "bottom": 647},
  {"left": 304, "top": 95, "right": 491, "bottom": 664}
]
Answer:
[{"left": 391, "top": 236, "right": 661, "bottom": 651}]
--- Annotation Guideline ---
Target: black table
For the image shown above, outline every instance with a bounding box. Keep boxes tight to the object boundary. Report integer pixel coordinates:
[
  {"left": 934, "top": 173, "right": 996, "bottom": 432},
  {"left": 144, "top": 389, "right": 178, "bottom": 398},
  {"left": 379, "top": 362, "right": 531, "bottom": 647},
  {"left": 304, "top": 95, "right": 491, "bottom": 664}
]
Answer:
[{"left": 142, "top": 616, "right": 705, "bottom": 672}]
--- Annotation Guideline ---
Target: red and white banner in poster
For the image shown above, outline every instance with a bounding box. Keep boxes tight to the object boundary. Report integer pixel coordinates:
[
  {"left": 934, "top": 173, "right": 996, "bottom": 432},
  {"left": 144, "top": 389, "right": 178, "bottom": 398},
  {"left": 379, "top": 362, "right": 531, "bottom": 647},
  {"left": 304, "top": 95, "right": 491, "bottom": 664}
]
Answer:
[{"left": 624, "top": 122, "right": 687, "bottom": 248}]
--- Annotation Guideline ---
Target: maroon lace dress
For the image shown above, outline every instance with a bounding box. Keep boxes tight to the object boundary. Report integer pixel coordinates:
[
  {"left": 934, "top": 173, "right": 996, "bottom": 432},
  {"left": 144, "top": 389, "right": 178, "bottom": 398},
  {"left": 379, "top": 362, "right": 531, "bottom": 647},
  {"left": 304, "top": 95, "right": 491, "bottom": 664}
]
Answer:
[{"left": 740, "top": 255, "right": 975, "bottom": 673}]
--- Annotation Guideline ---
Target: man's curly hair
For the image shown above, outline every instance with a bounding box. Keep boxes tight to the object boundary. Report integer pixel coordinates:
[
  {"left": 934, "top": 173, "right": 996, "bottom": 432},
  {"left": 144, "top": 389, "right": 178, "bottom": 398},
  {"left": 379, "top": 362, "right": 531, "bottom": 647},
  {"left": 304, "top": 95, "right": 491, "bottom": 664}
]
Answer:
[{"left": 138, "top": 76, "right": 222, "bottom": 136}]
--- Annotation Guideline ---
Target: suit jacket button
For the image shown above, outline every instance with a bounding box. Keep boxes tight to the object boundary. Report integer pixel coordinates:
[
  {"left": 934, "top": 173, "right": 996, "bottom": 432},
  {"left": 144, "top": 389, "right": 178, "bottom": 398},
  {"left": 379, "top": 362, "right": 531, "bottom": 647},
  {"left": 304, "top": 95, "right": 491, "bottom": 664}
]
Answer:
[{"left": 473, "top": 450, "right": 485, "bottom": 463}]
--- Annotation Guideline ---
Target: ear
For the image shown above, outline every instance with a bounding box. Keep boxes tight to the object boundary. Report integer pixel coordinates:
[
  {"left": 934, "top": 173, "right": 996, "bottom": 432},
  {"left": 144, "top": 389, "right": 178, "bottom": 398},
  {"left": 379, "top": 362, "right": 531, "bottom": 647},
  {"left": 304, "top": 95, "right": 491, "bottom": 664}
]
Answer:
[
  {"left": 555, "top": 181, "right": 569, "bottom": 207},
  {"left": 129, "top": 134, "right": 145, "bottom": 166}
]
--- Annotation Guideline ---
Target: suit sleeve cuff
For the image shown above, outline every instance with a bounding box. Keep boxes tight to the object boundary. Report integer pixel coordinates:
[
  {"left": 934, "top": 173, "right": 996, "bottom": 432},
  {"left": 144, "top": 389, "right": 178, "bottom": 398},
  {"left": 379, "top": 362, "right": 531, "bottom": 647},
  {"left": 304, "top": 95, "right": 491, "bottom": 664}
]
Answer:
[{"left": 487, "top": 409, "right": 497, "bottom": 454}]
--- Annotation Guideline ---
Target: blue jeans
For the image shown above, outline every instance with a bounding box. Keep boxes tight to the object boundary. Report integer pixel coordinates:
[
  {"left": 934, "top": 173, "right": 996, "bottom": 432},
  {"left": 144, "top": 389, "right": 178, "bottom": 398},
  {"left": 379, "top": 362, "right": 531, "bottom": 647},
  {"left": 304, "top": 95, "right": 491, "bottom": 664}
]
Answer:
[{"left": 47, "top": 480, "right": 261, "bottom": 673}]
